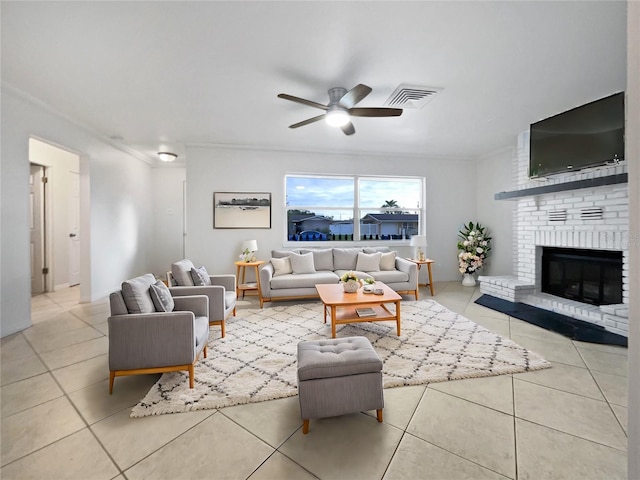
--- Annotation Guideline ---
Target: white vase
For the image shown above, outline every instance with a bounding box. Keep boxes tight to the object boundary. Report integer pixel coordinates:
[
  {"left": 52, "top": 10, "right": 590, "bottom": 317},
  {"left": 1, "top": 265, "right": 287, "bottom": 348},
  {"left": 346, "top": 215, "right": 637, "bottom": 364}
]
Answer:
[
  {"left": 462, "top": 273, "right": 476, "bottom": 287},
  {"left": 343, "top": 280, "right": 359, "bottom": 293}
]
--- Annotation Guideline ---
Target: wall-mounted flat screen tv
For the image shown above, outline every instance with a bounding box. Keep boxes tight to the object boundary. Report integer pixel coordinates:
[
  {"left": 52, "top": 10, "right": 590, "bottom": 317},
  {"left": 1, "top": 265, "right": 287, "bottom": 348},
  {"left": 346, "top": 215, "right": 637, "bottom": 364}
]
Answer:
[{"left": 529, "top": 92, "right": 625, "bottom": 178}]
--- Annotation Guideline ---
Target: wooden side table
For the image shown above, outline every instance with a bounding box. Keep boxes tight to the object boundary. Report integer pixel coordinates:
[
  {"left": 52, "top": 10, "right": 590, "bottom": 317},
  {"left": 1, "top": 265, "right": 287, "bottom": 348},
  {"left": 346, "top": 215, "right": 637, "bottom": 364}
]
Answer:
[
  {"left": 406, "top": 258, "right": 435, "bottom": 297},
  {"left": 235, "top": 260, "right": 265, "bottom": 298}
]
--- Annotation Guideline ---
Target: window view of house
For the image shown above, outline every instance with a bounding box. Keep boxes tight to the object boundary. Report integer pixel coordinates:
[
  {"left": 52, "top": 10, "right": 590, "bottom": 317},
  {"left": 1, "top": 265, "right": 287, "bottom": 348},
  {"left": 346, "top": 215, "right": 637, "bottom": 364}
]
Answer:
[{"left": 286, "top": 175, "right": 423, "bottom": 242}]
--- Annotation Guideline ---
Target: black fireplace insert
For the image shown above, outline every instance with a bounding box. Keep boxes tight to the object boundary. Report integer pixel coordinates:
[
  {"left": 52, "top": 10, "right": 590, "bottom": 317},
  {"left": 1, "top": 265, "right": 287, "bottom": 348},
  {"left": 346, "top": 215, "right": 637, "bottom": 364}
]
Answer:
[{"left": 541, "top": 247, "right": 623, "bottom": 306}]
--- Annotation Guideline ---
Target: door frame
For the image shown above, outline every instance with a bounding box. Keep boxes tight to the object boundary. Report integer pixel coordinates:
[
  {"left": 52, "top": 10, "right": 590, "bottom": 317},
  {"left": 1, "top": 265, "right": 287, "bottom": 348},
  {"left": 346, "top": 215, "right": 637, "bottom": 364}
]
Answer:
[{"left": 28, "top": 136, "right": 91, "bottom": 301}]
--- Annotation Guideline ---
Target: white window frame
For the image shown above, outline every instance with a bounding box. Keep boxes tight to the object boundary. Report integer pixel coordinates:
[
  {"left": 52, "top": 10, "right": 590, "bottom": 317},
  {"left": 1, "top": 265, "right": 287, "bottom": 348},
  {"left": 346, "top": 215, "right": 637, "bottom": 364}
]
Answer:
[{"left": 284, "top": 173, "right": 425, "bottom": 247}]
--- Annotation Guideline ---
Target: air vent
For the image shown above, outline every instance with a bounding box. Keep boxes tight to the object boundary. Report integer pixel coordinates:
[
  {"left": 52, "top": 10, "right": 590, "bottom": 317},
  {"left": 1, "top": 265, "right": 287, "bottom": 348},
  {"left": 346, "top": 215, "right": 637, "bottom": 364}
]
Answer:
[
  {"left": 581, "top": 207, "right": 603, "bottom": 220},
  {"left": 384, "top": 85, "right": 442, "bottom": 109},
  {"left": 548, "top": 210, "right": 567, "bottom": 222}
]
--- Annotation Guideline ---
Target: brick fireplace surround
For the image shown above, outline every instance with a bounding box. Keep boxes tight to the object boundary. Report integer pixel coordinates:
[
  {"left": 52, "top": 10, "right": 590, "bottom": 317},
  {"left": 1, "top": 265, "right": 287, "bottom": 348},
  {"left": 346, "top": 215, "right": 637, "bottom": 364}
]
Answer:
[{"left": 479, "top": 132, "right": 629, "bottom": 337}]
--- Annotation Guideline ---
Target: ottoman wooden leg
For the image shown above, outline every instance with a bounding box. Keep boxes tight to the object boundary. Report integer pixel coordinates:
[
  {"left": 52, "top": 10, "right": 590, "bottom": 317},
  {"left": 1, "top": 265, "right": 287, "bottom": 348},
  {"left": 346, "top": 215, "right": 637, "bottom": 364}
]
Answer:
[
  {"left": 377, "top": 409, "right": 383, "bottom": 423},
  {"left": 303, "top": 419, "right": 310, "bottom": 434}
]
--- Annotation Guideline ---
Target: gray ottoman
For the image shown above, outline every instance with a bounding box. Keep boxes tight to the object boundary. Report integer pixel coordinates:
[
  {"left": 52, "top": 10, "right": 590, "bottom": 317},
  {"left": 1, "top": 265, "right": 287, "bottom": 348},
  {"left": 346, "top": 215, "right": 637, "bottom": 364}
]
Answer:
[{"left": 297, "top": 336, "right": 384, "bottom": 434}]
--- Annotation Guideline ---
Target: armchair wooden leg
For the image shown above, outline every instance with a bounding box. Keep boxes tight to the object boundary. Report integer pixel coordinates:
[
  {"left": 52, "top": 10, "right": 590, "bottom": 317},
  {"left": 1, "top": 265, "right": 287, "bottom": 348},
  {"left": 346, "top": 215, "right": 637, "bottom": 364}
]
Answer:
[
  {"left": 302, "top": 419, "right": 309, "bottom": 434},
  {"left": 376, "top": 409, "right": 383, "bottom": 423},
  {"left": 109, "top": 371, "right": 115, "bottom": 394},
  {"left": 188, "top": 365, "right": 195, "bottom": 388},
  {"left": 203, "top": 344, "right": 207, "bottom": 359},
  {"left": 221, "top": 321, "right": 225, "bottom": 338}
]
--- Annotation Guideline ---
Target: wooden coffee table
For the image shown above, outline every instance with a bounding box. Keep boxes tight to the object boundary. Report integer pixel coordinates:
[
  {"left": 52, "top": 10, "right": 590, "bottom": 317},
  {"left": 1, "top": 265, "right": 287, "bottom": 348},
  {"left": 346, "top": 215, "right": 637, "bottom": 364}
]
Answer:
[{"left": 315, "top": 282, "right": 402, "bottom": 338}]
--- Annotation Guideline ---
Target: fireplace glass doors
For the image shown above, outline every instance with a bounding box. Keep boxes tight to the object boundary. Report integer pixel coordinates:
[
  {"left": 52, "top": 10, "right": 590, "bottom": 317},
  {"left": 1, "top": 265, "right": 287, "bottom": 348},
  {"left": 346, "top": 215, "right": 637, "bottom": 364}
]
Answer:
[{"left": 541, "top": 247, "right": 623, "bottom": 306}]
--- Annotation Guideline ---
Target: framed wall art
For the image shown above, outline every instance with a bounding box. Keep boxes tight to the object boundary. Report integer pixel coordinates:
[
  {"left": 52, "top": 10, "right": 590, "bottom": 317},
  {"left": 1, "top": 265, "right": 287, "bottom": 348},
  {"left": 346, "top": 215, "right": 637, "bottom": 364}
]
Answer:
[{"left": 213, "top": 192, "right": 271, "bottom": 229}]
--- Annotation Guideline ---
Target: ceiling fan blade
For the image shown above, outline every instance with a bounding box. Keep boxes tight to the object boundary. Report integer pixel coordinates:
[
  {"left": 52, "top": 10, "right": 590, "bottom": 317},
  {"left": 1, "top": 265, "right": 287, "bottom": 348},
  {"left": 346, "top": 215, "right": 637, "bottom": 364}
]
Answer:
[
  {"left": 339, "top": 84, "right": 372, "bottom": 108},
  {"left": 277, "top": 93, "right": 329, "bottom": 111},
  {"left": 289, "top": 114, "right": 326, "bottom": 129},
  {"left": 348, "top": 107, "right": 403, "bottom": 117},
  {"left": 341, "top": 122, "right": 356, "bottom": 136}
]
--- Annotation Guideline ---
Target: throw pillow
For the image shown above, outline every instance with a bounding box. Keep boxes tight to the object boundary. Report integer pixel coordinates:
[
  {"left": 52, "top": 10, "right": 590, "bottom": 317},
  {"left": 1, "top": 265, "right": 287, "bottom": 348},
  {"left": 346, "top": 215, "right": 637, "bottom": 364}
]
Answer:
[
  {"left": 380, "top": 251, "right": 397, "bottom": 271},
  {"left": 289, "top": 251, "right": 316, "bottom": 274},
  {"left": 149, "top": 280, "right": 175, "bottom": 312},
  {"left": 355, "top": 252, "right": 382, "bottom": 272},
  {"left": 190, "top": 266, "right": 211, "bottom": 286},
  {"left": 271, "top": 256, "right": 293, "bottom": 276},
  {"left": 121, "top": 274, "right": 156, "bottom": 314}
]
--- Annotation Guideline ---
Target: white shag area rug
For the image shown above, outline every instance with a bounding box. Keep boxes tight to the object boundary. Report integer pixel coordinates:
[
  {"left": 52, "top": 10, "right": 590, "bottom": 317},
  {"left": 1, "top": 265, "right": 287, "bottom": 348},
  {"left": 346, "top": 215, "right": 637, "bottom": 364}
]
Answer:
[{"left": 131, "top": 300, "right": 550, "bottom": 417}]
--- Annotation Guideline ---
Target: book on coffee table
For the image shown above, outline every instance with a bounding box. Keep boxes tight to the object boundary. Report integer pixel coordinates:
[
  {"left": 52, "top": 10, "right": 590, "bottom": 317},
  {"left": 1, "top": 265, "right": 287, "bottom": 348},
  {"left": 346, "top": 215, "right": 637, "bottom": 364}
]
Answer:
[{"left": 356, "top": 307, "right": 376, "bottom": 318}]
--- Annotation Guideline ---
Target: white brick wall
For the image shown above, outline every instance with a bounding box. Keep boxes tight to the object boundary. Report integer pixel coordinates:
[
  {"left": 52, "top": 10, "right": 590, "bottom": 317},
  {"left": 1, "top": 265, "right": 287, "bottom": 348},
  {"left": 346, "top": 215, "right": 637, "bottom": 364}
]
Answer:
[{"left": 480, "top": 132, "right": 629, "bottom": 336}]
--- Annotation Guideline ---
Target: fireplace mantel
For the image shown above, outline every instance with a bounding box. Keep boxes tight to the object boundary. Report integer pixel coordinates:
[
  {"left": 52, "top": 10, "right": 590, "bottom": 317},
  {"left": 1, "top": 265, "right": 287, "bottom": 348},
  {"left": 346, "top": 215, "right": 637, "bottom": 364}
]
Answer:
[{"left": 494, "top": 173, "right": 628, "bottom": 200}]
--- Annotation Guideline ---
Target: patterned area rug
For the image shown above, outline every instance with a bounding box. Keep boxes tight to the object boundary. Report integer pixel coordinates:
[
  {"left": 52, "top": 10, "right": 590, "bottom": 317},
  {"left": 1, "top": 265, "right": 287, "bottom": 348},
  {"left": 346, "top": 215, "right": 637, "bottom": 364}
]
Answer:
[{"left": 131, "top": 300, "right": 551, "bottom": 417}]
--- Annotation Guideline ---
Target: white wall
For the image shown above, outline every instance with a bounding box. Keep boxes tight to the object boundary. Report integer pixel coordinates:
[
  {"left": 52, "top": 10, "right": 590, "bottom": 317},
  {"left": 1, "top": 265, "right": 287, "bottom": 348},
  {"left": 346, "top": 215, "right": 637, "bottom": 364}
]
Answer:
[
  {"left": 150, "top": 166, "right": 187, "bottom": 277},
  {"left": 626, "top": 0, "right": 640, "bottom": 475},
  {"left": 185, "top": 146, "right": 477, "bottom": 282},
  {"left": 476, "top": 147, "right": 515, "bottom": 276},
  {"left": 0, "top": 88, "right": 155, "bottom": 337}
]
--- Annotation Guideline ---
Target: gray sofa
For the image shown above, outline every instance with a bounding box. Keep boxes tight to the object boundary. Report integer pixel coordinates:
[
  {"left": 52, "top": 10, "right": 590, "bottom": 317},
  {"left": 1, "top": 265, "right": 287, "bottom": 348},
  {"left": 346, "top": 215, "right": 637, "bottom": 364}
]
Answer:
[{"left": 259, "top": 247, "right": 418, "bottom": 307}]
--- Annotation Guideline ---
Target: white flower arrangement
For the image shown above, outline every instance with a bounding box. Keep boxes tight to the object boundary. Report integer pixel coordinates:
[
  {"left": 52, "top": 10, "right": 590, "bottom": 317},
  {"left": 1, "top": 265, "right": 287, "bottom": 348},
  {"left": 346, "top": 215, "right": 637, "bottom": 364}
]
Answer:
[
  {"left": 340, "top": 271, "right": 359, "bottom": 283},
  {"left": 457, "top": 222, "right": 492, "bottom": 274}
]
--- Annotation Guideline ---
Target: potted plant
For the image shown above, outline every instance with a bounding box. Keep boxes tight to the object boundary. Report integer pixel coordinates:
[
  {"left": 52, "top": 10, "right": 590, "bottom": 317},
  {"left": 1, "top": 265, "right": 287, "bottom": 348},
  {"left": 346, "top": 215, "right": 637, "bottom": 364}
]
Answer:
[
  {"left": 457, "top": 222, "right": 492, "bottom": 286},
  {"left": 340, "top": 271, "right": 360, "bottom": 293}
]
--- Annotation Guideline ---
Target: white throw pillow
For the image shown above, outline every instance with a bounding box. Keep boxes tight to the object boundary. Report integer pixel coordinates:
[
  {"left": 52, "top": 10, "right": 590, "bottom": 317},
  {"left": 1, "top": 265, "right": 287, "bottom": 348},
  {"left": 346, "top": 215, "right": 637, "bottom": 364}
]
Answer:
[
  {"left": 355, "top": 252, "right": 382, "bottom": 272},
  {"left": 380, "top": 251, "right": 397, "bottom": 271},
  {"left": 289, "top": 251, "right": 316, "bottom": 274},
  {"left": 271, "top": 256, "right": 293, "bottom": 276}
]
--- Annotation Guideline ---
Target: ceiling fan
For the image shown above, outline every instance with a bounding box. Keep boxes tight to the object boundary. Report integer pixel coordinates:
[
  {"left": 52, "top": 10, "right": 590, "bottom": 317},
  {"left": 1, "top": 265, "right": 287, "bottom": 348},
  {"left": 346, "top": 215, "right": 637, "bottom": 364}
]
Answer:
[{"left": 277, "top": 84, "right": 403, "bottom": 136}]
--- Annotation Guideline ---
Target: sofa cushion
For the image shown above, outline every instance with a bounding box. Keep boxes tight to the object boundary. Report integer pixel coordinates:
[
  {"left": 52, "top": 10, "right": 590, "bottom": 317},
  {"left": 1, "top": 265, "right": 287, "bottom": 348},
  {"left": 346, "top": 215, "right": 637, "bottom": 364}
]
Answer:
[
  {"left": 149, "top": 280, "right": 175, "bottom": 312},
  {"left": 363, "top": 247, "right": 391, "bottom": 254},
  {"left": 333, "top": 248, "right": 360, "bottom": 270},
  {"left": 271, "top": 256, "right": 293, "bottom": 276},
  {"left": 121, "top": 274, "right": 156, "bottom": 314},
  {"left": 370, "top": 270, "right": 409, "bottom": 284},
  {"left": 290, "top": 251, "right": 316, "bottom": 274},
  {"left": 272, "top": 249, "right": 300, "bottom": 259},
  {"left": 297, "top": 337, "right": 382, "bottom": 381},
  {"left": 356, "top": 252, "right": 382, "bottom": 272},
  {"left": 190, "top": 266, "right": 212, "bottom": 286},
  {"left": 301, "top": 249, "right": 334, "bottom": 271},
  {"left": 171, "top": 259, "right": 195, "bottom": 286},
  {"left": 380, "top": 251, "right": 397, "bottom": 271},
  {"left": 270, "top": 272, "right": 339, "bottom": 289}
]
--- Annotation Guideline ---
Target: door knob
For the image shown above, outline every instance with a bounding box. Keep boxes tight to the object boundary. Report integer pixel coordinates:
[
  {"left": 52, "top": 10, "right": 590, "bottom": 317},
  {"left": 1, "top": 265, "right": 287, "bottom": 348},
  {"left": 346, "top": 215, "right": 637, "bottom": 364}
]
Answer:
[{"left": 69, "top": 233, "right": 77, "bottom": 238}]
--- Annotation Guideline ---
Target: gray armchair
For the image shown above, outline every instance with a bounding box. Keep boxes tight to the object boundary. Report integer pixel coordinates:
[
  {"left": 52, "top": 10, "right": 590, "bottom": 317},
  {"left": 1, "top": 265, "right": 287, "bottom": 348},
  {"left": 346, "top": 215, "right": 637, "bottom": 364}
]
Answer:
[
  {"left": 167, "top": 259, "right": 237, "bottom": 338},
  {"left": 107, "top": 274, "right": 209, "bottom": 393}
]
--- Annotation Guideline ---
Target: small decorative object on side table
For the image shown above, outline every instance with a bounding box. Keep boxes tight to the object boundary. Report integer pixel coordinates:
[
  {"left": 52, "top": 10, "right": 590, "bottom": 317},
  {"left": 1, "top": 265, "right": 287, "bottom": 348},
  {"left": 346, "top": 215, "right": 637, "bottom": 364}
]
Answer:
[
  {"left": 406, "top": 258, "right": 435, "bottom": 298},
  {"left": 235, "top": 260, "right": 265, "bottom": 298}
]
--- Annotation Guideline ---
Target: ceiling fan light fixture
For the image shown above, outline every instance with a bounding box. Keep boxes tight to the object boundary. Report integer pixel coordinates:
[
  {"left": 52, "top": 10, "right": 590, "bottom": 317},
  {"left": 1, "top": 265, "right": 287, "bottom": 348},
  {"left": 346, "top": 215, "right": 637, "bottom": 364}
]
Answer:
[
  {"left": 325, "top": 108, "right": 350, "bottom": 128},
  {"left": 157, "top": 151, "right": 178, "bottom": 162}
]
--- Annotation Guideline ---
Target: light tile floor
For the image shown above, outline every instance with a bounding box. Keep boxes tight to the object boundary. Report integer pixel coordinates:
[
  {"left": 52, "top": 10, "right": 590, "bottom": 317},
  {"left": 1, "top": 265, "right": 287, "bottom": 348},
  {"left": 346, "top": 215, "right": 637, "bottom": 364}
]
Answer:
[{"left": 1, "top": 282, "right": 628, "bottom": 479}]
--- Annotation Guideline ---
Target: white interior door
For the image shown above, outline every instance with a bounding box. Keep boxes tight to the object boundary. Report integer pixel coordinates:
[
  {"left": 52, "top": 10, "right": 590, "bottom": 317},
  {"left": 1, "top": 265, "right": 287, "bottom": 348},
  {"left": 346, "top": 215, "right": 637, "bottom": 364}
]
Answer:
[
  {"left": 30, "top": 164, "right": 46, "bottom": 295},
  {"left": 68, "top": 171, "right": 80, "bottom": 286}
]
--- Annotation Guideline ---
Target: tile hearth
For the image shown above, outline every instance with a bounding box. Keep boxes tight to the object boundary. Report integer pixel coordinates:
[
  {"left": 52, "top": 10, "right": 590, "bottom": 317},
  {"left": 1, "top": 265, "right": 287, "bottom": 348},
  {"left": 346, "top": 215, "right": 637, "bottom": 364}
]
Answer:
[{"left": 0, "top": 282, "right": 628, "bottom": 479}]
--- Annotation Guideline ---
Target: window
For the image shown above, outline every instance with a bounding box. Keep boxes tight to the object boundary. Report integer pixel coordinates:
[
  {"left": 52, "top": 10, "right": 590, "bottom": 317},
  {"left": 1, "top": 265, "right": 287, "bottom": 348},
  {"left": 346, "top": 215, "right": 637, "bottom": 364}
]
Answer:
[{"left": 285, "top": 174, "right": 424, "bottom": 243}]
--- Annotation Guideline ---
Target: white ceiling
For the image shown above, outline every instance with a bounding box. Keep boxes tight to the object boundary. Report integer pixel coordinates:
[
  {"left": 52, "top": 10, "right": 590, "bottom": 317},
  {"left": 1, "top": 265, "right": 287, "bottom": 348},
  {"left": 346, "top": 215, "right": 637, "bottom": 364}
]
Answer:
[{"left": 1, "top": 1, "right": 627, "bottom": 164}]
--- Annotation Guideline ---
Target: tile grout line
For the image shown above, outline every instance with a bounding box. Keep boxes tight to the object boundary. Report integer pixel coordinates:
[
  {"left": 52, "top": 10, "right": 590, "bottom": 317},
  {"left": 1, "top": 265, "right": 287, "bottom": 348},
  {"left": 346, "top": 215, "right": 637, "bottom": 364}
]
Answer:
[{"left": 574, "top": 347, "right": 629, "bottom": 438}]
